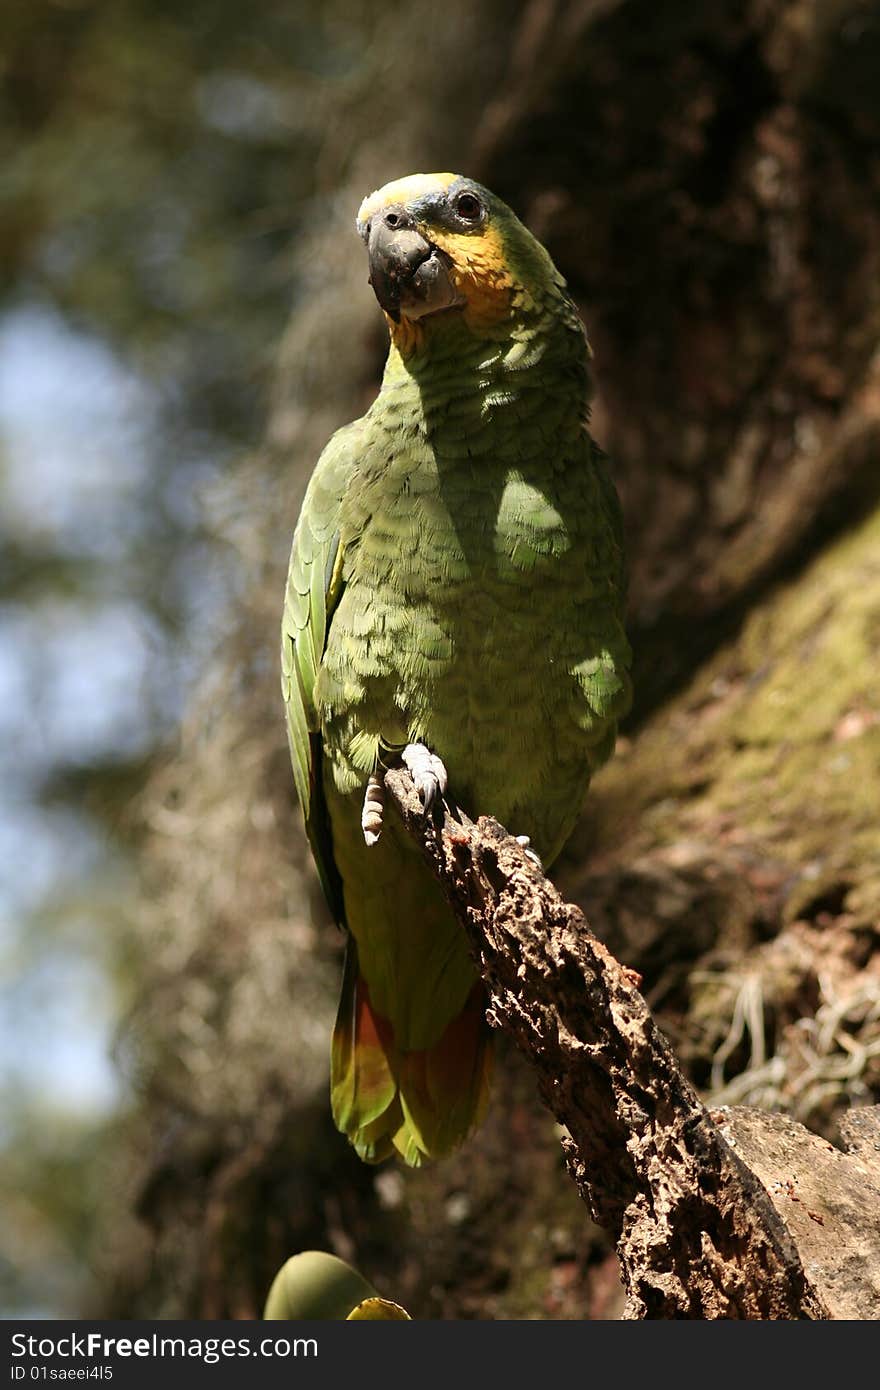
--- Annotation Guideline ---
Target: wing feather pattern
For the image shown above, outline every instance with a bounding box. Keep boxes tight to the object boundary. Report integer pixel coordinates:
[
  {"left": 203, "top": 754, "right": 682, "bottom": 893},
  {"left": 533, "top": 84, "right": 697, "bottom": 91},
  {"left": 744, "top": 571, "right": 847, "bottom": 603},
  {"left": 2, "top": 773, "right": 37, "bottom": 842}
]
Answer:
[{"left": 280, "top": 422, "right": 360, "bottom": 924}]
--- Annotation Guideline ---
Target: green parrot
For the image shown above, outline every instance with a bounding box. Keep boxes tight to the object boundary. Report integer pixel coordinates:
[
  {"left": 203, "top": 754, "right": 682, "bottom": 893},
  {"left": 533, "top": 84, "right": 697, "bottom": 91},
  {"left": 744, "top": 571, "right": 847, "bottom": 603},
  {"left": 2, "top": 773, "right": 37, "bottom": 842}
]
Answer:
[{"left": 281, "top": 173, "right": 631, "bottom": 1167}]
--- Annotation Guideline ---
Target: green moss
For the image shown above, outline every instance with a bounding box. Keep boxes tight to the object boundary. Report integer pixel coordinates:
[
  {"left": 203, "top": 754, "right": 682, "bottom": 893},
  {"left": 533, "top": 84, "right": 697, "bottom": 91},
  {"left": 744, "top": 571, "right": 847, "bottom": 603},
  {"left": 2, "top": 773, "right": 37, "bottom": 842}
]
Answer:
[{"left": 586, "top": 504, "right": 880, "bottom": 905}]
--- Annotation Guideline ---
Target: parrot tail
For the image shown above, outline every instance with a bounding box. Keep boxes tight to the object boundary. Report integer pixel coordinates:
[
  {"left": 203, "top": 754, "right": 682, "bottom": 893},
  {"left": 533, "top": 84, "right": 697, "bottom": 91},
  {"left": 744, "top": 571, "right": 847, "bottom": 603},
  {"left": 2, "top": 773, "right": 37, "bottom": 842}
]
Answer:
[{"left": 330, "top": 941, "right": 492, "bottom": 1166}]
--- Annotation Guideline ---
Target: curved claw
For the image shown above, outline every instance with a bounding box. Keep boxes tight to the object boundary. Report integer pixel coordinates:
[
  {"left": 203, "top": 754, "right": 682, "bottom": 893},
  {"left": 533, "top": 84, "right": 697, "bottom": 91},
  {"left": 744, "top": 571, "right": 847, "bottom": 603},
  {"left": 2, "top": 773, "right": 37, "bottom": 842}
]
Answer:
[
  {"left": 361, "top": 774, "right": 386, "bottom": 846},
  {"left": 515, "top": 834, "right": 543, "bottom": 871},
  {"left": 401, "top": 742, "right": 448, "bottom": 812}
]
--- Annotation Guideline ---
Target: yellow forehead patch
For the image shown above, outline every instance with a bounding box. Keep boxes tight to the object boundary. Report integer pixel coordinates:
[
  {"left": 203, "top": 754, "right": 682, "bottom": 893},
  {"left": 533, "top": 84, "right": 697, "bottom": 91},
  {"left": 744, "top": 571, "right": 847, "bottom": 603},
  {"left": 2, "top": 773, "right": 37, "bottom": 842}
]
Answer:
[{"left": 356, "top": 172, "right": 459, "bottom": 230}]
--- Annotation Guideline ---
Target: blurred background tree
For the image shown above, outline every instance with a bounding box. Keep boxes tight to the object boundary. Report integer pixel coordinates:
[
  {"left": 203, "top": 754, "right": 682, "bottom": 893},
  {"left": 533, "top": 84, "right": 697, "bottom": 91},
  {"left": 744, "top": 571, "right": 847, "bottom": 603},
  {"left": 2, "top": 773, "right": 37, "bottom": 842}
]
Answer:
[{"left": 2, "top": 0, "right": 879, "bottom": 1318}]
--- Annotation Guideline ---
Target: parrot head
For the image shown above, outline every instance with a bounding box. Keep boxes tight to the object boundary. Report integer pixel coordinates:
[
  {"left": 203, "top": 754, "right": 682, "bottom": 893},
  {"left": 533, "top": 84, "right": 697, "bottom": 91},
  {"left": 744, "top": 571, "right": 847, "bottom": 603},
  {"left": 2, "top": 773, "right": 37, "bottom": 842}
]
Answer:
[{"left": 356, "top": 172, "right": 563, "bottom": 346}]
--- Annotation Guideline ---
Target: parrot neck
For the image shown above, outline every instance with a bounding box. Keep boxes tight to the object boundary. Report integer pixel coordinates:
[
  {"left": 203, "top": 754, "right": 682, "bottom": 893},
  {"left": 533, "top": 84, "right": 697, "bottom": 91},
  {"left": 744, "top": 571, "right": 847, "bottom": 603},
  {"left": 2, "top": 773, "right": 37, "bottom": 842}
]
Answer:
[{"left": 382, "top": 290, "right": 593, "bottom": 430}]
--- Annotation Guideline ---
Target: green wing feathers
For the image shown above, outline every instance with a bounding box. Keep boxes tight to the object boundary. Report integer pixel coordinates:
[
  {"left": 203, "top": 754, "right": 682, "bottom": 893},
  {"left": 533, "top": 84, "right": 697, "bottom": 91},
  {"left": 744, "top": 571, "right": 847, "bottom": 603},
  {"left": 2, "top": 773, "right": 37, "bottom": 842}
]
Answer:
[{"left": 280, "top": 423, "right": 358, "bottom": 923}]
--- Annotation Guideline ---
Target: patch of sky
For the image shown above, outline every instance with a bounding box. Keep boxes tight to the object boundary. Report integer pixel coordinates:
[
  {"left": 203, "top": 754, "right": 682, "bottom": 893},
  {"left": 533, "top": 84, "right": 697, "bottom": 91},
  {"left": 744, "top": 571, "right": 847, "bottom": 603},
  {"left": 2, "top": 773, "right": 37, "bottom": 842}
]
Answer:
[{"left": 0, "top": 299, "right": 234, "bottom": 1182}]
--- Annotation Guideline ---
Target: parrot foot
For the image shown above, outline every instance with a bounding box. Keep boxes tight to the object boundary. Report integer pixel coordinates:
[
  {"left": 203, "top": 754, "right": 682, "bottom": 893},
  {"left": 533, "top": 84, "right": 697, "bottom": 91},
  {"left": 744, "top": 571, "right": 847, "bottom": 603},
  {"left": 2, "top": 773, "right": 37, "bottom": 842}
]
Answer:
[
  {"left": 515, "top": 834, "right": 544, "bottom": 871},
  {"left": 401, "top": 743, "right": 448, "bottom": 813},
  {"left": 361, "top": 774, "right": 386, "bottom": 846}
]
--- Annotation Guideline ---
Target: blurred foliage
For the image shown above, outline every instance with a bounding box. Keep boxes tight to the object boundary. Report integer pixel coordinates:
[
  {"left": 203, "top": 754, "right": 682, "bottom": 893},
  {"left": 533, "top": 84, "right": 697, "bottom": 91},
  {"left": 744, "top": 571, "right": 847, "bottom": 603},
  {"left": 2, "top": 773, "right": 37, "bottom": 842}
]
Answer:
[{"left": 5, "top": 0, "right": 325, "bottom": 430}]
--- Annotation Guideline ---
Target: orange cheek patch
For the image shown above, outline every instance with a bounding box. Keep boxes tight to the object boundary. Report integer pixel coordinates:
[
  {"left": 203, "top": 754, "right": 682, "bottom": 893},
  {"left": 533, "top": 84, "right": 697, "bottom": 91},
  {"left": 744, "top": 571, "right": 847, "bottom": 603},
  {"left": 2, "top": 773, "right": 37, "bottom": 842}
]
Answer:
[{"left": 428, "top": 225, "right": 514, "bottom": 333}]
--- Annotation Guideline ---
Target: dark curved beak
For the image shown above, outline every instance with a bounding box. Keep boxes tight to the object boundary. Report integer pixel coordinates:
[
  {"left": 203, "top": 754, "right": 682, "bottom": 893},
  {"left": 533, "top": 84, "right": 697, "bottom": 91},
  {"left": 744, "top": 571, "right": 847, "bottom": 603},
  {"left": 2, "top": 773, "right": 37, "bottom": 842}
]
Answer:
[{"left": 367, "top": 217, "right": 433, "bottom": 322}]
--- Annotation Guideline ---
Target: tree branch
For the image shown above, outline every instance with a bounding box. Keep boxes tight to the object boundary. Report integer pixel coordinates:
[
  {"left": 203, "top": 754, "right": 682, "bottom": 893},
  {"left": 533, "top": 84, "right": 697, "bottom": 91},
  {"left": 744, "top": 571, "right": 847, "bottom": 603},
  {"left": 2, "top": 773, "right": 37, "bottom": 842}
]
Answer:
[{"left": 383, "top": 766, "right": 830, "bottom": 1319}]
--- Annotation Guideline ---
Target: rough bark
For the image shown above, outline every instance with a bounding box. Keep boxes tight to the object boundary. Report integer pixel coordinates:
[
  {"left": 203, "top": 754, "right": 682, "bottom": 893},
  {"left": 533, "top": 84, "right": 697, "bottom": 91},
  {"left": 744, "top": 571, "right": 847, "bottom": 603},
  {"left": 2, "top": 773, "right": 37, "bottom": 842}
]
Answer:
[
  {"left": 715, "top": 1105, "right": 880, "bottom": 1319},
  {"left": 383, "top": 767, "right": 830, "bottom": 1319}
]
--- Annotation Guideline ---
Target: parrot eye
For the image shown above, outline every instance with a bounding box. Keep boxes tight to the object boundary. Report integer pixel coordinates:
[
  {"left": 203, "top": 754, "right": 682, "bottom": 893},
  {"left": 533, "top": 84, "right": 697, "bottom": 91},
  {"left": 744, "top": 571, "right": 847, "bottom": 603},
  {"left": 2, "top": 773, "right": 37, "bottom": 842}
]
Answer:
[{"left": 454, "top": 192, "right": 483, "bottom": 222}]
